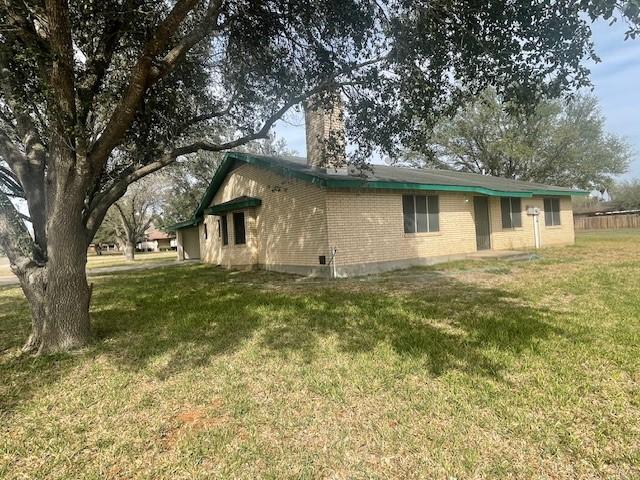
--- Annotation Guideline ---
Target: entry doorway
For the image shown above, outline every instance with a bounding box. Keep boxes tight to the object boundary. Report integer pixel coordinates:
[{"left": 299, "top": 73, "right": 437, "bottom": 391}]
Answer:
[{"left": 473, "top": 196, "right": 491, "bottom": 251}]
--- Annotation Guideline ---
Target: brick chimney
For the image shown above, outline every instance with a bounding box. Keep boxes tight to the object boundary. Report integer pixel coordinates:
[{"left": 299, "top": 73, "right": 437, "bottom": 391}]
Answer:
[{"left": 304, "top": 91, "right": 346, "bottom": 169}]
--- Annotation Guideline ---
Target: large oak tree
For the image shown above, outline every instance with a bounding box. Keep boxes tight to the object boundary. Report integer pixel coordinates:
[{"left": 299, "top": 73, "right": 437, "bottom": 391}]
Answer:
[
  {"left": 401, "top": 90, "right": 632, "bottom": 190},
  {"left": 0, "top": 0, "right": 638, "bottom": 354}
]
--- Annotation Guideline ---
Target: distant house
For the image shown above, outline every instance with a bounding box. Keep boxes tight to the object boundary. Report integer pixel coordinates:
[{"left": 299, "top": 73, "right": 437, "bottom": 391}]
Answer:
[
  {"left": 171, "top": 98, "right": 587, "bottom": 277},
  {"left": 88, "top": 242, "right": 120, "bottom": 255},
  {"left": 138, "top": 227, "right": 176, "bottom": 252}
]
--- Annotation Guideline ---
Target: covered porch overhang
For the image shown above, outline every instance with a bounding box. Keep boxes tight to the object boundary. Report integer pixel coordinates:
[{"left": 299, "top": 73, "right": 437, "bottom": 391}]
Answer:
[{"left": 204, "top": 196, "right": 262, "bottom": 216}]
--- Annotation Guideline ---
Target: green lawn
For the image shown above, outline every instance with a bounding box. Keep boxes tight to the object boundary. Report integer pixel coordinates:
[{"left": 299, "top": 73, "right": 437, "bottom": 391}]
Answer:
[
  {"left": 0, "top": 251, "right": 177, "bottom": 279},
  {"left": 84, "top": 250, "right": 177, "bottom": 269},
  {"left": 1, "top": 231, "right": 639, "bottom": 479}
]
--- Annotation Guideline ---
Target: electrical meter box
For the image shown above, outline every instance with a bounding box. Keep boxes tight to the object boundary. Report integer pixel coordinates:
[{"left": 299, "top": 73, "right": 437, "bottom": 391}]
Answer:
[{"left": 527, "top": 206, "right": 540, "bottom": 215}]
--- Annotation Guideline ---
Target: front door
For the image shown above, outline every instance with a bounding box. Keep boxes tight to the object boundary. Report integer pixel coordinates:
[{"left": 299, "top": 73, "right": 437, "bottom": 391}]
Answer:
[{"left": 474, "top": 196, "right": 491, "bottom": 250}]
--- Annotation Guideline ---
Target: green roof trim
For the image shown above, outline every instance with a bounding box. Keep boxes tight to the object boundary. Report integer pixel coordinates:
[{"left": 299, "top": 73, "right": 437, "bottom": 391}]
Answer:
[
  {"left": 166, "top": 218, "right": 200, "bottom": 231},
  {"left": 171, "top": 151, "right": 588, "bottom": 227},
  {"left": 205, "top": 196, "right": 262, "bottom": 215},
  {"left": 322, "top": 179, "right": 534, "bottom": 197},
  {"left": 530, "top": 189, "right": 589, "bottom": 197}
]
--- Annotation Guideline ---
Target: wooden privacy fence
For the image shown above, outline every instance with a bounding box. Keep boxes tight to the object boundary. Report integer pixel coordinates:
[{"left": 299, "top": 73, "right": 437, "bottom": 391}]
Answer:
[{"left": 574, "top": 213, "right": 640, "bottom": 231}]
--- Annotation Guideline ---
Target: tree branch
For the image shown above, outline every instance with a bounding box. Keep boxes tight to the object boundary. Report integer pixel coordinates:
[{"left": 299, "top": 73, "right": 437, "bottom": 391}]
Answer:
[
  {"left": 76, "top": 2, "right": 138, "bottom": 138},
  {"left": 85, "top": 55, "right": 388, "bottom": 239},
  {"left": 183, "top": 93, "right": 238, "bottom": 127},
  {"left": 0, "top": 191, "right": 43, "bottom": 271},
  {"left": 171, "top": 80, "right": 345, "bottom": 157},
  {"left": 45, "top": 0, "right": 78, "bottom": 145},
  {"left": 0, "top": 169, "right": 25, "bottom": 197},
  {"left": 2, "top": 1, "right": 50, "bottom": 53},
  {"left": 0, "top": 69, "right": 48, "bottom": 250},
  {"left": 149, "top": 0, "right": 225, "bottom": 82},
  {"left": 87, "top": 0, "right": 206, "bottom": 168}
]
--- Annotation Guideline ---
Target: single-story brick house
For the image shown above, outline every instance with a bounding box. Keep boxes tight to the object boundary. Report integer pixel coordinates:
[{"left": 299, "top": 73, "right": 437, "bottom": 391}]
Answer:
[
  {"left": 137, "top": 227, "right": 176, "bottom": 252},
  {"left": 171, "top": 99, "right": 587, "bottom": 277}
]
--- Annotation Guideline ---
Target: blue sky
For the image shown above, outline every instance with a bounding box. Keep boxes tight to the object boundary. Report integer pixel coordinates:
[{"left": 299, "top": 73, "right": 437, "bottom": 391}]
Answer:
[
  {"left": 275, "top": 19, "right": 640, "bottom": 179},
  {"left": 589, "top": 18, "right": 640, "bottom": 179}
]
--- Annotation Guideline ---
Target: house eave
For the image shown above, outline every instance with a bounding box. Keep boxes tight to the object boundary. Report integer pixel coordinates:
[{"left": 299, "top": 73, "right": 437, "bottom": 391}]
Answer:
[
  {"left": 166, "top": 217, "right": 201, "bottom": 231},
  {"left": 205, "top": 197, "right": 262, "bottom": 215},
  {"left": 181, "top": 152, "right": 587, "bottom": 224}
]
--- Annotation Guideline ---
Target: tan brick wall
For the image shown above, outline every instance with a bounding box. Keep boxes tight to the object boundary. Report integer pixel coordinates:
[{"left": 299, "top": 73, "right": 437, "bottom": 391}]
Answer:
[
  {"left": 199, "top": 164, "right": 330, "bottom": 267},
  {"left": 539, "top": 196, "right": 575, "bottom": 246},
  {"left": 325, "top": 191, "right": 576, "bottom": 267},
  {"left": 177, "top": 226, "right": 200, "bottom": 260},
  {"left": 201, "top": 209, "right": 258, "bottom": 267},
  {"left": 489, "top": 196, "right": 575, "bottom": 250},
  {"left": 193, "top": 162, "right": 576, "bottom": 272},
  {"left": 325, "top": 190, "right": 478, "bottom": 266}
]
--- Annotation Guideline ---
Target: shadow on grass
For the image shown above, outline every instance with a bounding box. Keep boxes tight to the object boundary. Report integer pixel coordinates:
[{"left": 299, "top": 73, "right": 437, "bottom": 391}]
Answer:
[
  {"left": 93, "top": 265, "right": 560, "bottom": 376},
  {"left": 1, "top": 264, "right": 562, "bottom": 413}
]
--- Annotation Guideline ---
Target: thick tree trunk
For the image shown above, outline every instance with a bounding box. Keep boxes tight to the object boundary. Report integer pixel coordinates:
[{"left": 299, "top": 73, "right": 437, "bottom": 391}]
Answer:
[
  {"left": 14, "top": 266, "right": 46, "bottom": 353},
  {"left": 38, "top": 210, "right": 92, "bottom": 354},
  {"left": 124, "top": 241, "right": 135, "bottom": 261}
]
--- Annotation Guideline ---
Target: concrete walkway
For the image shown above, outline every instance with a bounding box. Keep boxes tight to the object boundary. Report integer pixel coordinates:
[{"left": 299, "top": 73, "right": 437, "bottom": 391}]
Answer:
[{"left": 0, "top": 259, "right": 200, "bottom": 287}]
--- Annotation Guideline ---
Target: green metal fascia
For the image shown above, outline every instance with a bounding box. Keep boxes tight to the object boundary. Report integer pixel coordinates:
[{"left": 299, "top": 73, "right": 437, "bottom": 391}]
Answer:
[
  {"left": 323, "top": 178, "right": 534, "bottom": 197},
  {"left": 530, "top": 189, "right": 590, "bottom": 197},
  {"left": 167, "top": 217, "right": 201, "bottom": 231},
  {"left": 192, "top": 157, "right": 236, "bottom": 218},
  {"left": 205, "top": 197, "right": 262, "bottom": 215}
]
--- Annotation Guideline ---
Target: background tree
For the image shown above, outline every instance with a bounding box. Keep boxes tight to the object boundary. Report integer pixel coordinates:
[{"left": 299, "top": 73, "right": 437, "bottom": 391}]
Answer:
[
  {"left": 610, "top": 180, "right": 640, "bottom": 210},
  {"left": 96, "top": 180, "right": 160, "bottom": 261},
  {"left": 1, "top": 0, "right": 639, "bottom": 354},
  {"left": 401, "top": 90, "right": 632, "bottom": 190}
]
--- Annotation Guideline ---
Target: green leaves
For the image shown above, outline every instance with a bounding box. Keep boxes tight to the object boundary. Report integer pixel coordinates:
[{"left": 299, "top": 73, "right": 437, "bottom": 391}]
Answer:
[
  {"left": 611, "top": 180, "right": 640, "bottom": 209},
  {"left": 403, "top": 89, "right": 631, "bottom": 190}
]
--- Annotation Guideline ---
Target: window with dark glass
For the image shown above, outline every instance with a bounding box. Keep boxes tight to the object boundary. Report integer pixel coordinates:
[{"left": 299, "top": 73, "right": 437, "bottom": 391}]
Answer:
[
  {"left": 220, "top": 215, "right": 228, "bottom": 245},
  {"left": 204, "top": 223, "right": 208, "bottom": 239},
  {"left": 500, "top": 197, "right": 522, "bottom": 229},
  {"left": 544, "top": 198, "right": 561, "bottom": 226},
  {"left": 402, "top": 195, "right": 415, "bottom": 233},
  {"left": 402, "top": 195, "right": 439, "bottom": 233},
  {"left": 233, "top": 212, "right": 246, "bottom": 245}
]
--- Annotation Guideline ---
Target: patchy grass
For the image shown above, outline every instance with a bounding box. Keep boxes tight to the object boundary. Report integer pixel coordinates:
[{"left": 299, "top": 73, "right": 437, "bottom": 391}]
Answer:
[
  {"left": 85, "top": 251, "right": 177, "bottom": 269},
  {"left": 1, "top": 231, "right": 639, "bottom": 479},
  {"left": 0, "top": 251, "right": 177, "bottom": 279}
]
